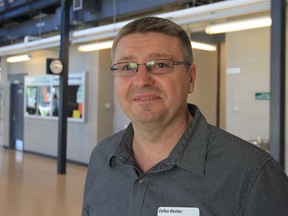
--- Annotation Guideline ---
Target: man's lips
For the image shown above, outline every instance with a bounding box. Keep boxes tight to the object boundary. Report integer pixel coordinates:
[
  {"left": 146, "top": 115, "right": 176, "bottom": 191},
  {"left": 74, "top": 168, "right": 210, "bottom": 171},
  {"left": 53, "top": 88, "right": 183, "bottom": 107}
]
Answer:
[
  {"left": 132, "top": 94, "right": 161, "bottom": 102},
  {"left": 129, "top": 87, "right": 163, "bottom": 102}
]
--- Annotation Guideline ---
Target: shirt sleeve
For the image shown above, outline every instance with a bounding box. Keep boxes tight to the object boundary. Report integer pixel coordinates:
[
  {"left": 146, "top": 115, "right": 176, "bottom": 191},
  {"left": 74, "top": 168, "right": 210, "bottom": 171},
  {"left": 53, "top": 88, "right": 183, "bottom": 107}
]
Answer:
[
  {"left": 81, "top": 171, "right": 91, "bottom": 216},
  {"left": 81, "top": 151, "right": 96, "bottom": 216},
  {"left": 243, "top": 159, "right": 288, "bottom": 216},
  {"left": 82, "top": 205, "right": 89, "bottom": 216}
]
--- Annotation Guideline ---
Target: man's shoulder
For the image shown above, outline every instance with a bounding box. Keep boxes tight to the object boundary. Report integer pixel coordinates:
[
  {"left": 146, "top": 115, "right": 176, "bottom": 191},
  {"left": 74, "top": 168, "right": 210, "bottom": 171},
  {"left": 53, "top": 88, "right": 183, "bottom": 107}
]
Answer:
[{"left": 207, "top": 125, "right": 273, "bottom": 167}]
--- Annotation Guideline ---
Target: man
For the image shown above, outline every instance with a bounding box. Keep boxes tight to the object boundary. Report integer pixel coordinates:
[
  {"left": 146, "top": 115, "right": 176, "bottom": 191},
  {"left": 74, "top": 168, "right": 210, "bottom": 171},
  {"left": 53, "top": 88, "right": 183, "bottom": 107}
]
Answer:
[{"left": 82, "top": 17, "right": 288, "bottom": 216}]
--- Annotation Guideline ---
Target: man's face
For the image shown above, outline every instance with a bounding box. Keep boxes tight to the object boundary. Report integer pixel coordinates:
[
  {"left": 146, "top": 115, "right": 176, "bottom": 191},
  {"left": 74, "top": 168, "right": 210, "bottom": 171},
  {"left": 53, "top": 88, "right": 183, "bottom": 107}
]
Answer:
[{"left": 114, "top": 32, "right": 196, "bottom": 126}]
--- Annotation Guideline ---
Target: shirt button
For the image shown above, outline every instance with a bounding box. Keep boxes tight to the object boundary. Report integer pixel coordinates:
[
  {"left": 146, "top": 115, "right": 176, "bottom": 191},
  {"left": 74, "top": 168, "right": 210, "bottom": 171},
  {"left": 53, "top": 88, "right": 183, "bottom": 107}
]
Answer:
[{"left": 138, "top": 179, "right": 144, "bottom": 184}]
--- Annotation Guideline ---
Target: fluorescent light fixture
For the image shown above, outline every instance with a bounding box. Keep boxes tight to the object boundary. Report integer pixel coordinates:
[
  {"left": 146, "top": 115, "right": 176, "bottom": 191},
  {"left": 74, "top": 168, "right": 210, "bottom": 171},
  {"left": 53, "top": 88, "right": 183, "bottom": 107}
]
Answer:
[
  {"left": 78, "top": 40, "right": 113, "bottom": 52},
  {"left": 191, "top": 41, "right": 217, "bottom": 51},
  {"left": 7, "top": 54, "right": 31, "bottom": 63},
  {"left": 205, "top": 16, "right": 271, "bottom": 34},
  {"left": 79, "top": 40, "right": 216, "bottom": 53}
]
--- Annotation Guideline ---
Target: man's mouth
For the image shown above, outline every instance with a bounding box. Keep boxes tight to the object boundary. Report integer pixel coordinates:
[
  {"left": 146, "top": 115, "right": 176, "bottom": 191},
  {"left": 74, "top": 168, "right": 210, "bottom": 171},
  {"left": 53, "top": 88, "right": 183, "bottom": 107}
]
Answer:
[{"left": 133, "top": 95, "right": 161, "bottom": 102}]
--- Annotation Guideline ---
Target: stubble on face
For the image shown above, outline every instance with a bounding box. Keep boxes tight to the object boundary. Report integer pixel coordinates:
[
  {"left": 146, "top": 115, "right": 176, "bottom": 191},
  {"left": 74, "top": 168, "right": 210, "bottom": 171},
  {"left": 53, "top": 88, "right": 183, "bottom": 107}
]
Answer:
[{"left": 121, "top": 84, "right": 166, "bottom": 125}]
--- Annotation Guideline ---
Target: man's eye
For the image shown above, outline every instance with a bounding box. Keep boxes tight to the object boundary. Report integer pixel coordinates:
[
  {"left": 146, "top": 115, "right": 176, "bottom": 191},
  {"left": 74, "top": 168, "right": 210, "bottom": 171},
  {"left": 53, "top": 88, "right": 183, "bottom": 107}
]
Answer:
[
  {"left": 155, "top": 62, "right": 169, "bottom": 68},
  {"left": 122, "top": 63, "right": 136, "bottom": 71},
  {"left": 122, "top": 65, "right": 132, "bottom": 71}
]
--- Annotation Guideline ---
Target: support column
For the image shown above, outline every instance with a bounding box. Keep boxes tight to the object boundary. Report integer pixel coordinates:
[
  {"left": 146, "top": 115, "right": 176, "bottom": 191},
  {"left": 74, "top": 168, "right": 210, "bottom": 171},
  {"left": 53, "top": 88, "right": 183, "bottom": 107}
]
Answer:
[
  {"left": 57, "top": 0, "right": 70, "bottom": 174},
  {"left": 269, "top": 0, "right": 286, "bottom": 168}
]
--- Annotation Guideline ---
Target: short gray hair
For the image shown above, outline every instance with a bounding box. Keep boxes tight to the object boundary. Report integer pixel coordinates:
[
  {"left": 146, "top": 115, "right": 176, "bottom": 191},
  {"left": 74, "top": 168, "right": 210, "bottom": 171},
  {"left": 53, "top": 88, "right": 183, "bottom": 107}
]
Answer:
[{"left": 112, "top": 17, "right": 193, "bottom": 63}]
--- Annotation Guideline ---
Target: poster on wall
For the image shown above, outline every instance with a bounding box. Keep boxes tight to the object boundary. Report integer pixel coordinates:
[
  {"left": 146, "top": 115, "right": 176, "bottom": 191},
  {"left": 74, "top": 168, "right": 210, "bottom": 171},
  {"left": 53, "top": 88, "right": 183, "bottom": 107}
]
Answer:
[{"left": 24, "top": 72, "right": 87, "bottom": 122}]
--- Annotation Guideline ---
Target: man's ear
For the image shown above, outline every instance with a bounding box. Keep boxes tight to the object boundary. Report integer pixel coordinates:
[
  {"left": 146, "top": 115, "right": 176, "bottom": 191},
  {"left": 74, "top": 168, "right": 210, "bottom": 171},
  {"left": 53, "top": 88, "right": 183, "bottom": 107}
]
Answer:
[{"left": 188, "top": 64, "right": 196, "bottom": 94}]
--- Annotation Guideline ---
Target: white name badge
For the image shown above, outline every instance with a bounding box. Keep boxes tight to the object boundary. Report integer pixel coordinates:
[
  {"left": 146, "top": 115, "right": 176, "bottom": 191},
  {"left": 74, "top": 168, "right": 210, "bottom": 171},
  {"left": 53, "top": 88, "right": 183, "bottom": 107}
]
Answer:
[{"left": 158, "top": 207, "right": 199, "bottom": 216}]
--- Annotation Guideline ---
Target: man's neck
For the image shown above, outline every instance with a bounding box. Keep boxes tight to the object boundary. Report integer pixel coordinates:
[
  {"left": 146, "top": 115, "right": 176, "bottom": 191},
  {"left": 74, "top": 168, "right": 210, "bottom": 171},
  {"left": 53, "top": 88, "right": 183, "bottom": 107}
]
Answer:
[{"left": 132, "top": 110, "right": 192, "bottom": 173}]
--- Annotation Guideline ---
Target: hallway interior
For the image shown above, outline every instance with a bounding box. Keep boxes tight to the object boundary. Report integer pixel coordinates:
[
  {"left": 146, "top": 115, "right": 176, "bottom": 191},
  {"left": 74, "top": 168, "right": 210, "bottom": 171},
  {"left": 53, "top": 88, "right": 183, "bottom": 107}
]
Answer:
[{"left": 0, "top": 148, "right": 87, "bottom": 216}]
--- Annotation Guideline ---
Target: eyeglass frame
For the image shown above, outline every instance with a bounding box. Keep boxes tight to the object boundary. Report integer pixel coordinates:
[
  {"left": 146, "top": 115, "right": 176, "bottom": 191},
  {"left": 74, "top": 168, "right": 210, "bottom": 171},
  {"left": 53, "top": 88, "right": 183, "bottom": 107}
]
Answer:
[{"left": 110, "top": 59, "right": 191, "bottom": 77}]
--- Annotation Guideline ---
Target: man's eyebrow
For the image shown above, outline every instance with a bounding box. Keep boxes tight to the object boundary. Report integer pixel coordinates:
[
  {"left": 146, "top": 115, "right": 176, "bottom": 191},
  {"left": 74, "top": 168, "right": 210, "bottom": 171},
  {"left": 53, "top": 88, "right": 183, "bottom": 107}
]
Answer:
[{"left": 117, "top": 55, "right": 135, "bottom": 62}]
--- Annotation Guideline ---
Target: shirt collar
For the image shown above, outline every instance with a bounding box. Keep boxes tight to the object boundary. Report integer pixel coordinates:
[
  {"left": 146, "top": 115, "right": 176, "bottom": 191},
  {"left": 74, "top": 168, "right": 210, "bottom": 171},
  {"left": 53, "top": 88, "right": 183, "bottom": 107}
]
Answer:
[
  {"left": 110, "top": 104, "right": 209, "bottom": 177},
  {"left": 110, "top": 123, "right": 134, "bottom": 166},
  {"left": 173, "top": 104, "right": 209, "bottom": 177}
]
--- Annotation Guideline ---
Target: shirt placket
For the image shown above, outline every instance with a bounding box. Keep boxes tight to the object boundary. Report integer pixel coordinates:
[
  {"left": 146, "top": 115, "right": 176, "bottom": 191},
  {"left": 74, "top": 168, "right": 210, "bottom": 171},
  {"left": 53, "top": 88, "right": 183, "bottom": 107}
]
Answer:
[{"left": 126, "top": 174, "right": 150, "bottom": 216}]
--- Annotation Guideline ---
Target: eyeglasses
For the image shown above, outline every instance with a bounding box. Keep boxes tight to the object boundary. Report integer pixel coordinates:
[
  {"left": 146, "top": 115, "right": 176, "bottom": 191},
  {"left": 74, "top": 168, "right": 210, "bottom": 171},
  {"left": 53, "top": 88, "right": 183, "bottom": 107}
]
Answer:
[{"left": 110, "top": 59, "right": 191, "bottom": 77}]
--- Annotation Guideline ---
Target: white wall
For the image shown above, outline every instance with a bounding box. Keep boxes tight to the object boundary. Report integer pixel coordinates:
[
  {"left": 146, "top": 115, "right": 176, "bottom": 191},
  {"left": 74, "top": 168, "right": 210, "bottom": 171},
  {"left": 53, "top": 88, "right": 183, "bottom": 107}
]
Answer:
[
  {"left": 226, "top": 27, "right": 270, "bottom": 142},
  {"left": 97, "top": 49, "right": 114, "bottom": 142},
  {"left": 226, "top": 25, "right": 288, "bottom": 173},
  {"left": 188, "top": 48, "right": 218, "bottom": 125}
]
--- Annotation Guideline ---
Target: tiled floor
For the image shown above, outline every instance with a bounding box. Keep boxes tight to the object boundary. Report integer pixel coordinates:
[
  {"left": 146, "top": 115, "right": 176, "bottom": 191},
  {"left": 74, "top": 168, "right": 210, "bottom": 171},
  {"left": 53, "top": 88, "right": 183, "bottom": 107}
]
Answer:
[{"left": 0, "top": 148, "right": 87, "bottom": 216}]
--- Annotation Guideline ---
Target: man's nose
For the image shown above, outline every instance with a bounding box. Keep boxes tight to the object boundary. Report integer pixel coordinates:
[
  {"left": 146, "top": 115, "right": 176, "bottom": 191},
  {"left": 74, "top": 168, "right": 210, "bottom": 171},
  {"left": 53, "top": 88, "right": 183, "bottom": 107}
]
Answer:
[{"left": 133, "top": 64, "right": 154, "bottom": 87}]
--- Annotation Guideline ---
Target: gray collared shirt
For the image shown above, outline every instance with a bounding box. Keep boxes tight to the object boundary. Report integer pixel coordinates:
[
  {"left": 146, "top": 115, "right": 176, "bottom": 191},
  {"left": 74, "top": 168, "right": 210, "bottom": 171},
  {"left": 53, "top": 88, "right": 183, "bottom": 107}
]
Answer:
[{"left": 82, "top": 104, "right": 288, "bottom": 216}]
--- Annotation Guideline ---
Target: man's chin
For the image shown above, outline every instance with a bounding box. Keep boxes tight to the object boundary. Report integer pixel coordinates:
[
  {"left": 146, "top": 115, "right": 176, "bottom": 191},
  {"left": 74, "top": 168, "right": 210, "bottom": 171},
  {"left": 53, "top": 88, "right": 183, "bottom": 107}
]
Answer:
[{"left": 131, "top": 112, "right": 165, "bottom": 126}]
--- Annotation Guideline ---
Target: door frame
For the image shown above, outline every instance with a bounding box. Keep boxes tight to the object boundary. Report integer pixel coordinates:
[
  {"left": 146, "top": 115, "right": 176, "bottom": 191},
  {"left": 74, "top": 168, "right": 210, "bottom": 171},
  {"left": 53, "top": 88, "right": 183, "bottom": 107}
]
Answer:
[{"left": 8, "top": 74, "right": 26, "bottom": 150}]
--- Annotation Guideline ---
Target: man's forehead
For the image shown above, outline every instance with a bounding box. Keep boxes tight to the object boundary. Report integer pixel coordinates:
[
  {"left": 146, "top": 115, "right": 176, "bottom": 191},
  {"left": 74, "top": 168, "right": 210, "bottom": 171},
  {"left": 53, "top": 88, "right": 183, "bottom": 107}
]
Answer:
[
  {"left": 116, "top": 53, "right": 173, "bottom": 62},
  {"left": 113, "top": 32, "right": 183, "bottom": 62}
]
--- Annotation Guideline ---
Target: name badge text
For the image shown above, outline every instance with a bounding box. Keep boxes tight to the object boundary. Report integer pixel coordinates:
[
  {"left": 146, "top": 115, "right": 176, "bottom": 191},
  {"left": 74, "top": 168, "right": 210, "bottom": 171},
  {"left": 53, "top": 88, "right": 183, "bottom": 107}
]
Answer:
[{"left": 157, "top": 207, "right": 199, "bottom": 216}]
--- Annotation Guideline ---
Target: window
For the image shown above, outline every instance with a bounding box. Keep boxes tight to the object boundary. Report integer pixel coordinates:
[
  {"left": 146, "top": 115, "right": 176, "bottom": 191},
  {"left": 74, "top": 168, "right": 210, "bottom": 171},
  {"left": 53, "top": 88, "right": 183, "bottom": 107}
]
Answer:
[
  {"left": 24, "top": 72, "right": 86, "bottom": 122},
  {"left": 38, "top": 86, "right": 51, "bottom": 117},
  {"left": 25, "top": 86, "right": 37, "bottom": 115}
]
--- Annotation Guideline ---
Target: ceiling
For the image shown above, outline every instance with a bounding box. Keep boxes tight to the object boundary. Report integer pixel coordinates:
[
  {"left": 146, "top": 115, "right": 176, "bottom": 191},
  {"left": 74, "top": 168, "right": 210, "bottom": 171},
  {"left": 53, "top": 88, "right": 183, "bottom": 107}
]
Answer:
[{"left": 0, "top": 0, "right": 225, "bottom": 47}]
